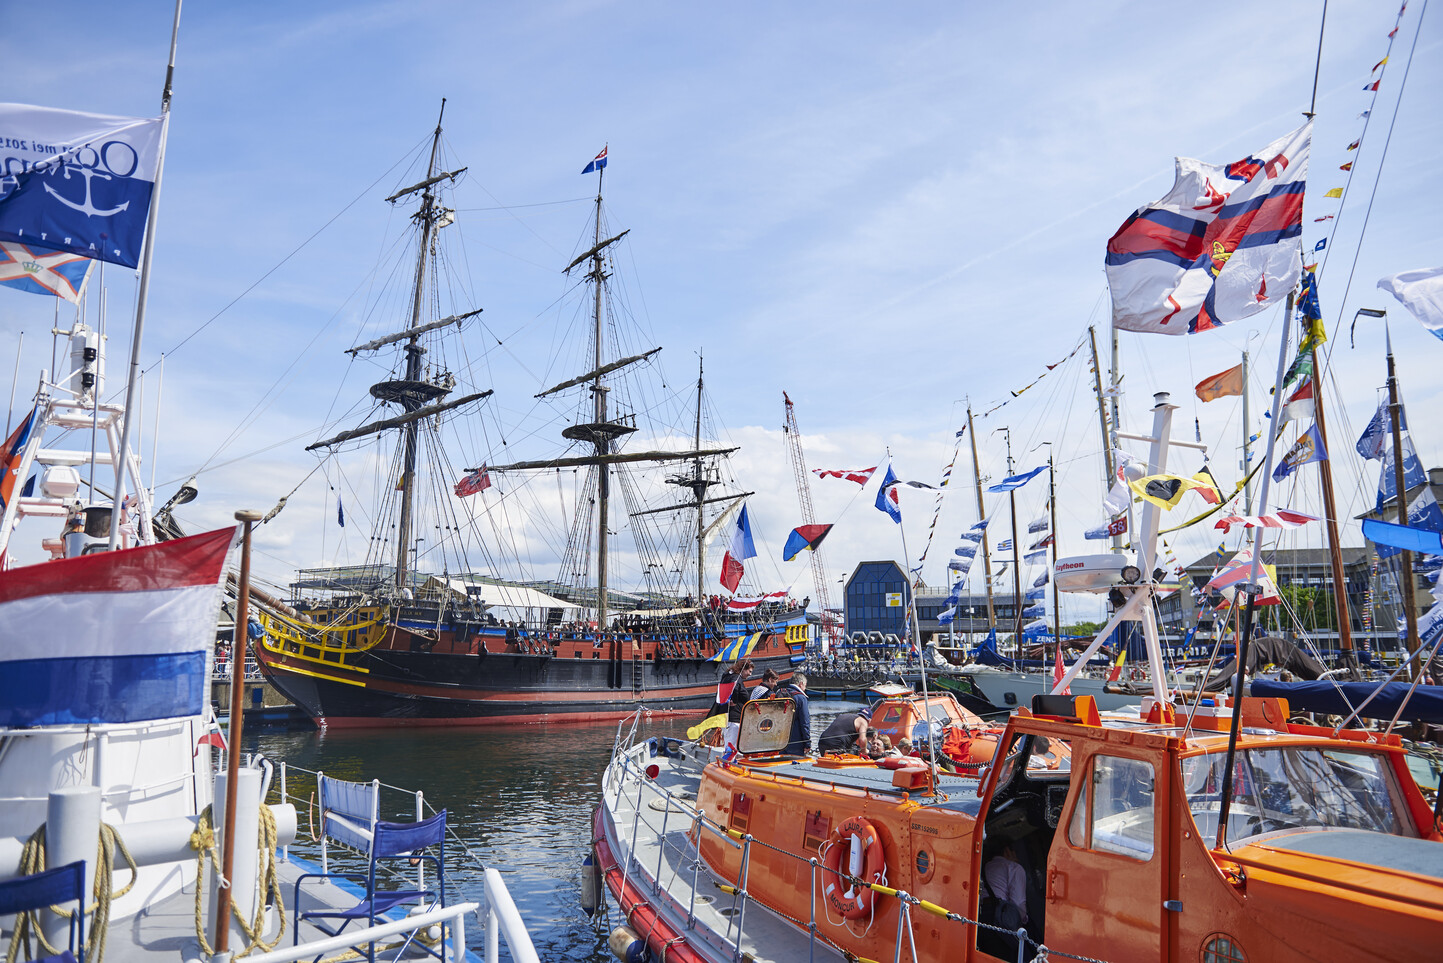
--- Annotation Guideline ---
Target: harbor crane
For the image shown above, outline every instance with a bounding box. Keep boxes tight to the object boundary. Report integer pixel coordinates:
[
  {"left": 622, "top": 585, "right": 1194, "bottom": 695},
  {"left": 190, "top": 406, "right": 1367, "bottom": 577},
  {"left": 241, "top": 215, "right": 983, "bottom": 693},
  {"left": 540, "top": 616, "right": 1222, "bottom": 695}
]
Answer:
[{"left": 782, "top": 392, "right": 837, "bottom": 647}]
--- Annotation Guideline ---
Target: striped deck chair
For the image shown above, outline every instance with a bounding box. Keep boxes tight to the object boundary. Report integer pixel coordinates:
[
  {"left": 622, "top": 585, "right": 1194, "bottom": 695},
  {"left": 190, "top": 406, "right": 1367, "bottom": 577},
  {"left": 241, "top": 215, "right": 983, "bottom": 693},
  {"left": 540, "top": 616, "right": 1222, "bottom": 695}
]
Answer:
[{"left": 294, "top": 774, "right": 448, "bottom": 962}]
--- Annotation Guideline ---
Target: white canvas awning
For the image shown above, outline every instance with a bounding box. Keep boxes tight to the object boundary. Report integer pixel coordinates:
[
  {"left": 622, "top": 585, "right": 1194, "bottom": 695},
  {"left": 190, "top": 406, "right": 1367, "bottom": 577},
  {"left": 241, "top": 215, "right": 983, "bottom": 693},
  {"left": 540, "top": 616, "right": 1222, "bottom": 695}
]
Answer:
[{"left": 423, "top": 577, "right": 577, "bottom": 610}]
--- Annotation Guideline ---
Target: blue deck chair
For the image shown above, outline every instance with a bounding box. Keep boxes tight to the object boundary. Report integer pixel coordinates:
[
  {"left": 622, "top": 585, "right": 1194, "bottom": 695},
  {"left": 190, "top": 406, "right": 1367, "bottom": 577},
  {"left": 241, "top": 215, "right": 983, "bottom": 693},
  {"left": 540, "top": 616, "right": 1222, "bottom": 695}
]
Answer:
[
  {"left": 295, "top": 774, "right": 448, "bottom": 962},
  {"left": 0, "top": 861, "right": 86, "bottom": 963}
]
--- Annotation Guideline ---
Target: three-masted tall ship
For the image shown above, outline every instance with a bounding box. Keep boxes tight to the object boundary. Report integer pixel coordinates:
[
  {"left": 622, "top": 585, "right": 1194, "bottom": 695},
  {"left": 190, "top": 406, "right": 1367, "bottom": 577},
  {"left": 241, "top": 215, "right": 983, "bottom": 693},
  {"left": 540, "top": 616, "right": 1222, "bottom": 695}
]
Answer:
[{"left": 253, "top": 113, "right": 801, "bottom": 726}]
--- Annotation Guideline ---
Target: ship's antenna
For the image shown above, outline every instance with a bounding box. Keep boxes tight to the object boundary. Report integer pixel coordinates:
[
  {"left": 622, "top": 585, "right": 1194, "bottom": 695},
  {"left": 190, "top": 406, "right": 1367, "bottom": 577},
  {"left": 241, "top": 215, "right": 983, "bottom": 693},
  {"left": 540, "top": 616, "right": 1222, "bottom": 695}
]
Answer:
[{"left": 1306, "top": 0, "right": 1328, "bottom": 117}]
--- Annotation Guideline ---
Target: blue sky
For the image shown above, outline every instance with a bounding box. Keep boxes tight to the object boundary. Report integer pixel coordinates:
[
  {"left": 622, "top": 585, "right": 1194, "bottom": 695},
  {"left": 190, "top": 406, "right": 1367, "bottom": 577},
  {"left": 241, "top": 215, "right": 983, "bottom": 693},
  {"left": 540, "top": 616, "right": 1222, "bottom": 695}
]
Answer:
[{"left": 3, "top": 2, "right": 1440, "bottom": 623}]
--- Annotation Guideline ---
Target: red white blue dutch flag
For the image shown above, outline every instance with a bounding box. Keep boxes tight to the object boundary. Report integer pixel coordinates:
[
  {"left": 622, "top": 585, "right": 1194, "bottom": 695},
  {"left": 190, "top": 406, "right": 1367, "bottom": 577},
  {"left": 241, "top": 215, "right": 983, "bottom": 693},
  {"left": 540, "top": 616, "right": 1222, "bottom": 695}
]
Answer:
[{"left": 0, "top": 527, "right": 237, "bottom": 727}]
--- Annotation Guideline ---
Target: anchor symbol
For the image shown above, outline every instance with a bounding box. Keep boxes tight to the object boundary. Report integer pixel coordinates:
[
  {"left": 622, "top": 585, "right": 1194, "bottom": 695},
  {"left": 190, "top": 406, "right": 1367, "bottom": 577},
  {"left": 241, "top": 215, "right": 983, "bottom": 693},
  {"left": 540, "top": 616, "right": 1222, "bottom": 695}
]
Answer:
[{"left": 42, "top": 151, "right": 130, "bottom": 218}]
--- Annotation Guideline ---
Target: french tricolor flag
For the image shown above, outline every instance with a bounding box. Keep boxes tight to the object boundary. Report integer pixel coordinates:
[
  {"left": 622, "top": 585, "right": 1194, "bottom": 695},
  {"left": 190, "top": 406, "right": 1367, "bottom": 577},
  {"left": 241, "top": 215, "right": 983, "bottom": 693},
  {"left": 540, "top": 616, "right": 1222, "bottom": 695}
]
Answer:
[{"left": 0, "top": 527, "right": 237, "bottom": 728}]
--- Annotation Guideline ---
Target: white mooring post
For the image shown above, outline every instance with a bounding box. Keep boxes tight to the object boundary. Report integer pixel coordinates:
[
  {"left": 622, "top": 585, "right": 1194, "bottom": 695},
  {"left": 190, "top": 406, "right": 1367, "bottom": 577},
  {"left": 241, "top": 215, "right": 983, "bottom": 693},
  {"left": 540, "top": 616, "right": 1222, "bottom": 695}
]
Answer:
[
  {"left": 44, "top": 787, "right": 101, "bottom": 950},
  {"left": 209, "top": 768, "right": 265, "bottom": 949}
]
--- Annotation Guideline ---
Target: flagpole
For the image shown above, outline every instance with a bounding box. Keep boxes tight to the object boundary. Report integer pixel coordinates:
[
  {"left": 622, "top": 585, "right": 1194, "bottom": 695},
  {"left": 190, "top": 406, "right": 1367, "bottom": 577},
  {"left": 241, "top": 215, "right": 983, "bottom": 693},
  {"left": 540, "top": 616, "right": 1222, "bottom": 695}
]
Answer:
[
  {"left": 109, "top": 0, "right": 183, "bottom": 551},
  {"left": 1385, "top": 322, "right": 1422, "bottom": 674},
  {"left": 1215, "top": 291, "right": 1294, "bottom": 852},
  {"left": 967, "top": 404, "right": 997, "bottom": 635},
  {"left": 1241, "top": 350, "right": 1253, "bottom": 515},
  {"left": 1308, "top": 324, "right": 1355, "bottom": 666},
  {"left": 895, "top": 511, "right": 937, "bottom": 791},
  {"left": 1050, "top": 456, "right": 1061, "bottom": 672},
  {"left": 1003, "top": 429, "right": 1024, "bottom": 655}
]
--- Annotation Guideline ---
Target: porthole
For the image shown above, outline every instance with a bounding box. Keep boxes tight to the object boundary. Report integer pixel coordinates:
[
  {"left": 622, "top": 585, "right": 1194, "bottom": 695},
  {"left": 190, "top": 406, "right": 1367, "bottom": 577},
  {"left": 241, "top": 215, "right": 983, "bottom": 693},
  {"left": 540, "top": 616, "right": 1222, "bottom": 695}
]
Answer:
[
  {"left": 1201, "top": 934, "right": 1246, "bottom": 963},
  {"left": 914, "top": 849, "right": 933, "bottom": 881}
]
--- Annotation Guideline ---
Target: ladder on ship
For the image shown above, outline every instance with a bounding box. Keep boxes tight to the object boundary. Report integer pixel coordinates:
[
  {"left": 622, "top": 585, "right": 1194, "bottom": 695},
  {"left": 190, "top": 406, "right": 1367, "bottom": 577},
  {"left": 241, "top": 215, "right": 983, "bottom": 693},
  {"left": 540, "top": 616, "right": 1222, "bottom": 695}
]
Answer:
[{"left": 631, "top": 646, "right": 645, "bottom": 698}]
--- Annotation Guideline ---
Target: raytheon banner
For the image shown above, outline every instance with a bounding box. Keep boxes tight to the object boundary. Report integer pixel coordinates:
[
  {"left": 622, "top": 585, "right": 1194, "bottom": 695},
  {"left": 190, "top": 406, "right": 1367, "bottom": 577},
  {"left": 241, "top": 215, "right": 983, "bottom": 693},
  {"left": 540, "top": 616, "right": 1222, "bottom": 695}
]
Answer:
[{"left": 0, "top": 103, "right": 164, "bottom": 268}]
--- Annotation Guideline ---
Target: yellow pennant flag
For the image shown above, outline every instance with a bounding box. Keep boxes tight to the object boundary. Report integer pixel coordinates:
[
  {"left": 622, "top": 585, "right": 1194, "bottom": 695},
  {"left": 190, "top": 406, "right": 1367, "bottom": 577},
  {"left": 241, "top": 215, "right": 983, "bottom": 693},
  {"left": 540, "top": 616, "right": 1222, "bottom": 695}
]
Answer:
[
  {"left": 686, "top": 713, "right": 727, "bottom": 741},
  {"left": 1128, "top": 473, "right": 1216, "bottom": 510},
  {"left": 1324, "top": 187, "right": 1343, "bottom": 199}
]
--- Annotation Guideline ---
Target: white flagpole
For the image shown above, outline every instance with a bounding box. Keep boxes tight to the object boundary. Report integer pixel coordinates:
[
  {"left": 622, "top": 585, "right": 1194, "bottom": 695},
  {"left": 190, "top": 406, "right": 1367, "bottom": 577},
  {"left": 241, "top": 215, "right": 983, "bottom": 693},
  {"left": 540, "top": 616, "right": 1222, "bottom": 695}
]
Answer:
[
  {"left": 109, "top": 0, "right": 183, "bottom": 550},
  {"left": 892, "top": 485, "right": 939, "bottom": 787}
]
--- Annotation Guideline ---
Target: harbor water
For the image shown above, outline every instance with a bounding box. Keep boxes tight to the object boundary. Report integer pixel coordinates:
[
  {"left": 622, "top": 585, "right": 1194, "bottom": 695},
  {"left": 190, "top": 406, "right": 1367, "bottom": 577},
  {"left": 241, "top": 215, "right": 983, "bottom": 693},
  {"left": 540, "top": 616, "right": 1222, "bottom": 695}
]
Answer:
[{"left": 246, "top": 700, "right": 863, "bottom": 961}]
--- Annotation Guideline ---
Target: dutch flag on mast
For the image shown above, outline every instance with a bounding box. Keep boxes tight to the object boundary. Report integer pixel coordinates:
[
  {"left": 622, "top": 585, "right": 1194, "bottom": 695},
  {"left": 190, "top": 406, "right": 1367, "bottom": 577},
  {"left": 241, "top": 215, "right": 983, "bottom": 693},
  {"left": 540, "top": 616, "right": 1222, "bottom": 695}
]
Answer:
[{"left": 581, "top": 145, "right": 608, "bottom": 174}]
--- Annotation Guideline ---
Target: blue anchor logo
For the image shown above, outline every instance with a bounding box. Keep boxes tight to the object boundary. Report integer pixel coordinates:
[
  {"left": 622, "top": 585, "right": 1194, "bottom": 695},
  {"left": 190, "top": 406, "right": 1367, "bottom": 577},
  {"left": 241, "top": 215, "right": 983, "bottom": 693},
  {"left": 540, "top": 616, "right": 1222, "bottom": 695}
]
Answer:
[{"left": 41, "top": 144, "right": 135, "bottom": 218}]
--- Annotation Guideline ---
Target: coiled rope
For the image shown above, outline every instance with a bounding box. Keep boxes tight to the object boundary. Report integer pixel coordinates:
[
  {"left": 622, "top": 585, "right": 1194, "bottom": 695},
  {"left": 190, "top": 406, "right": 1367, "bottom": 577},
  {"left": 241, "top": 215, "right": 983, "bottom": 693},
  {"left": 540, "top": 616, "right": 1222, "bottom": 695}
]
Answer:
[
  {"left": 188, "top": 804, "right": 286, "bottom": 959},
  {"left": 5, "top": 822, "right": 138, "bottom": 963}
]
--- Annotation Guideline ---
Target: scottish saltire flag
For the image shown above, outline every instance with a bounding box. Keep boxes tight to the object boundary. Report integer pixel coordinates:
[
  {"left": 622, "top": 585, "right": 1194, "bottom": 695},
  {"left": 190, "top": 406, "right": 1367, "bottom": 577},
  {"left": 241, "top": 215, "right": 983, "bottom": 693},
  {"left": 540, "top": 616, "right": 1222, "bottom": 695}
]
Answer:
[
  {"left": 1379, "top": 267, "right": 1443, "bottom": 342},
  {"left": 0, "top": 104, "right": 164, "bottom": 268},
  {"left": 0, "top": 242, "right": 93, "bottom": 302},
  {"left": 875, "top": 465, "right": 901, "bottom": 523},
  {"left": 581, "top": 146, "right": 608, "bottom": 174},
  {"left": 0, "top": 527, "right": 236, "bottom": 726},
  {"left": 987, "top": 465, "right": 1046, "bottom": 493},
  {"left": 1106, "top": 122, "right": 1311, "bottom": 334},
  {"left": 782, "top": 523, "right": 832, "bottom": 561}
]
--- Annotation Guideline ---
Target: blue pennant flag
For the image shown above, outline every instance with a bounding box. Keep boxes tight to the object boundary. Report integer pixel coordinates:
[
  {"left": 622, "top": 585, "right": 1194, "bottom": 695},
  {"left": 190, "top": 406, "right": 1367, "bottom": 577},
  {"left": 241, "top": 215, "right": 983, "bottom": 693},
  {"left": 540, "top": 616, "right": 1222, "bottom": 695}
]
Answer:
[
  {"left": 959, "top": 518, "right": 989, "bottom": 542},
  {"left": 1378, "top": 432, "right": 1426, "bottom": 509},
  {"left": 1272, "top": 423, "right": 1328, "bottom": 482},
  {"left": 337, "top": 494, "right": 345, "bottom": 528},
  {"left": 1372, "top": 488, "right": 1443, "bottom": 559},
  {"left": 953, "top": 544, "right": 977, "bottom": 558},
  {"left": 987, "top": 465, "right": 1047, "bottom": 493},
  {"left": 1356, "top": 400, "right": 1393, "bottom": 461},
  {"left": 875, "top": 464, "right": 902, "bottom": 523},
  {"left": 1025, "top": 586, "right": 1046, "bottom": 601}
]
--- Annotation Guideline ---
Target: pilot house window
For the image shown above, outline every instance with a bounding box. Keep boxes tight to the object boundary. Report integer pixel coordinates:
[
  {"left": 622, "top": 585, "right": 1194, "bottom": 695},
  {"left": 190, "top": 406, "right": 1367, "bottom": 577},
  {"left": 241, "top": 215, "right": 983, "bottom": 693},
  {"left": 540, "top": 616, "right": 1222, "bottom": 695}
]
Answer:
[{"left": 1068, "top": 755, "right": 1155, "bottom": 861}]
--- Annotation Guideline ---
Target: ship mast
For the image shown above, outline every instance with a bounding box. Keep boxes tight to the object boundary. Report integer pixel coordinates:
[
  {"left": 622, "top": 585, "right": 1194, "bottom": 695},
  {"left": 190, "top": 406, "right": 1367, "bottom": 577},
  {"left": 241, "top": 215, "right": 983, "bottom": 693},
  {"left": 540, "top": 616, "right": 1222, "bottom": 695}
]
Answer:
[
  {"left": 694, "top": 359, "right": 707, "bottom": 607},
  {"left": 966, "top": 404, "right": 997, "bottom": 634},
  {"left": 394, "top": 103, "right": 445, "bottom": 589},
  {"left": 591, "top": 169, "right": 610, "bottom": 632},
  {"left": 1385, "top": 325, "right": 1422, "bottom": 674}
]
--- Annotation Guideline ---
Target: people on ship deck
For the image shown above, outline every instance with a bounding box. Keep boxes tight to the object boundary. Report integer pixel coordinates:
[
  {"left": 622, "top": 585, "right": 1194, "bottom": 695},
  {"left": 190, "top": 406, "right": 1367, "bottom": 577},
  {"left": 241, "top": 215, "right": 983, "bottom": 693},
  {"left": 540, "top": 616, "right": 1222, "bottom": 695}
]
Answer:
[
  {"left": 750, "top": 668, "right": 781, "bottom": 700},
  {"left": 779, "top": 674, "right": 811, "bottom": 755},
  {"left": 714, "top": 658, "right": 755, "bottom": 755},
  {"left": 816, "top": 702, "right": 876, "bottom": 753}
]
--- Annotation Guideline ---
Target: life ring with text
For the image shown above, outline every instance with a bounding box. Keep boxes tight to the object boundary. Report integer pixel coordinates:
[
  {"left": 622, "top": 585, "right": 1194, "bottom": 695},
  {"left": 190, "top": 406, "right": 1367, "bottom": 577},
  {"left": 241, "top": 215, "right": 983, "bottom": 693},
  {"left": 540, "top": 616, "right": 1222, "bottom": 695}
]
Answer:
[
  {"left": 877, "top": 755, "right": 927, "bottom": 771},
  {"left": 821, "top": 815, "right": 887, "bottom": 919}
]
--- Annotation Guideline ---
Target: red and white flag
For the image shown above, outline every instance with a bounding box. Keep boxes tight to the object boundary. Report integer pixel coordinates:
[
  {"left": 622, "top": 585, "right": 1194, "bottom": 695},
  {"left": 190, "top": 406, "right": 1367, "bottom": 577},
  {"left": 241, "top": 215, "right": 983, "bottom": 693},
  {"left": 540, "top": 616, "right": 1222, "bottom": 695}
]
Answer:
[
  {"left": 454, "top": 467, "right": 492, "bottom": 497},
  {"left": 1213, "top": 508, "right": 1318, "bottom": 535},
  {"left": 726, "top": 591, "right": 787, "bottom": 612},
  {"left": 812, "top": 466, "right": 878, "bottom": 486},
  {"left": 0, "top": 528, "right": 237, "bottom": 727},
  {"left": 1053, "top": 646, "right": 1072, "bottom": 696}
]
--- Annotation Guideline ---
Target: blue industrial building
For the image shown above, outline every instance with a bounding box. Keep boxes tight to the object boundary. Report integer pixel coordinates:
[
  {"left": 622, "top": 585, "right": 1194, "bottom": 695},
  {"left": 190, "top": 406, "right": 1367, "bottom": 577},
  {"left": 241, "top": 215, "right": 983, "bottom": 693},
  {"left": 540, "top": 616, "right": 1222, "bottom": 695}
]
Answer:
[{"left": 842, "top": 560, "right": 911, "bottom": 637}]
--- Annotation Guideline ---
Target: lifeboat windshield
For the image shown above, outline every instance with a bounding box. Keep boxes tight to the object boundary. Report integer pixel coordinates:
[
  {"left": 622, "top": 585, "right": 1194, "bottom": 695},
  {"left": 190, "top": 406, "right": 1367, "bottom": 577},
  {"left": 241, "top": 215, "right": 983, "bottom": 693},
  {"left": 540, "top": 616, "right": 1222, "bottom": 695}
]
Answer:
[{"left": 1181, "top": 746, "right": 1414, "bottom": 844}]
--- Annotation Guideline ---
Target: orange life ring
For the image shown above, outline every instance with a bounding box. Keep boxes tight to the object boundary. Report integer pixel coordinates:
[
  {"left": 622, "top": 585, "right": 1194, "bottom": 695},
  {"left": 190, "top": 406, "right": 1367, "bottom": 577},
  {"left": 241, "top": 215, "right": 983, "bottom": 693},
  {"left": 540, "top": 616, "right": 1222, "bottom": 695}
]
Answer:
[{"left": 821, "top": 816, "right": 887, "bottom": 920}]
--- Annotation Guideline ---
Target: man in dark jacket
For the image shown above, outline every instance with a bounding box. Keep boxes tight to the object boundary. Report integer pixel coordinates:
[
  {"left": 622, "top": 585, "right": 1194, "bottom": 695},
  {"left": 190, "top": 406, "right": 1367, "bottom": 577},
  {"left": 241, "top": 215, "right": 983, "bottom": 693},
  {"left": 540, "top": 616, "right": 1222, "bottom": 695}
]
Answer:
[{"left": 780, "top": 674, "right": 811, "bottom": 755}]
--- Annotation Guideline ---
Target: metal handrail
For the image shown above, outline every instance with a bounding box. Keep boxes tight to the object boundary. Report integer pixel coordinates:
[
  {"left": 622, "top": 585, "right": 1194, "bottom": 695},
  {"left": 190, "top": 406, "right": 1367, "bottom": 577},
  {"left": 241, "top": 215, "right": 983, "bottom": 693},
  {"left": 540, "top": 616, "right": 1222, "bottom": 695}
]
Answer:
[{"left": 244, "top": 902, "right": 476, "bottom": 963}]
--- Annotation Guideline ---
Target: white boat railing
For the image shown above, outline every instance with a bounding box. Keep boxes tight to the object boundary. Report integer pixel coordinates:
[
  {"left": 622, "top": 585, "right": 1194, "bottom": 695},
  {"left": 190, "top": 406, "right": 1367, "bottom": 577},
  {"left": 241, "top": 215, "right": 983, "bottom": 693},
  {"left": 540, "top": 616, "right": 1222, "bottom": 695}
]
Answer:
[
  {"left": 603, "top": 714, "right": 1108, "bottom": 963},
  {"left": 243, "top": 902, "right": 477, "bottom": 963}
]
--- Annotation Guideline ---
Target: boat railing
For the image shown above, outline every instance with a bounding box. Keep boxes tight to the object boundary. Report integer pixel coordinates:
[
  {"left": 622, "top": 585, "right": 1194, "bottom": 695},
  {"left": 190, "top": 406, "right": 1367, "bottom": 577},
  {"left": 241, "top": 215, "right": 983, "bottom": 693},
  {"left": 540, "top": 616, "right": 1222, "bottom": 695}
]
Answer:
[
  {"left": 266, "top": 759, "right": 541, "bottom": 963},
  {"left": 604, "top": 713, "right": 1112, "bottom": 963},
  {"left": 243, "top": 901, "right": 482, "bottom": 963}
]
